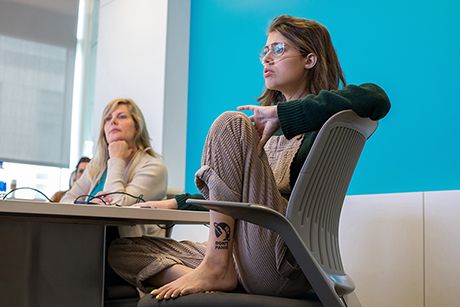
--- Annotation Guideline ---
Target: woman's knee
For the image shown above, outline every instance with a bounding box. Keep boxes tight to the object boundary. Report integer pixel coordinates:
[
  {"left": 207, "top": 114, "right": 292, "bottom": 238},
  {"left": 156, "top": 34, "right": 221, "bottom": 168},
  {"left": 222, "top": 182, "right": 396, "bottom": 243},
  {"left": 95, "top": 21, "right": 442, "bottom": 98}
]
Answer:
[{"left": 212, "top": 111, "right": 252, "bottom": 130}]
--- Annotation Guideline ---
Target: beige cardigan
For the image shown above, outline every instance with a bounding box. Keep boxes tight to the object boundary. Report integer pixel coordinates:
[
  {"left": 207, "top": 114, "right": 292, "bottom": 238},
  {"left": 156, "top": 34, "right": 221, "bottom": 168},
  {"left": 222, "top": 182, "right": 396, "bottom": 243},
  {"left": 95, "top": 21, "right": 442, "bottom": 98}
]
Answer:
[{"left": 61, "top": 149, "right": 168, "bottom": 237}]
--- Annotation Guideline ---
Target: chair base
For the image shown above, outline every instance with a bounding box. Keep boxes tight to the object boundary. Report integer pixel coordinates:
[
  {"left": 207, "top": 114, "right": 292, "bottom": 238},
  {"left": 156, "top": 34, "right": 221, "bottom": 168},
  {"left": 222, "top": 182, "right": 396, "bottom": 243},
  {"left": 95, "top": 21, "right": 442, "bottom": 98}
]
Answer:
[
  {"left": 138, "top": 292, "right": 323, "bottom": 307},
  {"left": 104, "top": 297, "right": 139, "bottom": 307}
]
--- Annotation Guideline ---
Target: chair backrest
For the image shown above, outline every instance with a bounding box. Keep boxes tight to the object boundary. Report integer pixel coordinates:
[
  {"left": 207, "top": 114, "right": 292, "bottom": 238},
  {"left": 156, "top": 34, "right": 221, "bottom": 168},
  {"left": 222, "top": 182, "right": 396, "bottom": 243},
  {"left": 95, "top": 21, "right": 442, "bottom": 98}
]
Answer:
[{"left": 286, "top": 110, "right": 378, "bottom": 307}]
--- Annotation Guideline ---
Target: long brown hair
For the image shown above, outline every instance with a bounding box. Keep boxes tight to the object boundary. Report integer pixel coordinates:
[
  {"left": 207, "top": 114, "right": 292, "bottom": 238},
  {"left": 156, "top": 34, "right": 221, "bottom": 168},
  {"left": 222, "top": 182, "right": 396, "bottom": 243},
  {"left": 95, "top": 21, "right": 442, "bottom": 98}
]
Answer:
[
  {"left": 257, "top": 15, "right": 346, "bottom": 106},
  {"left": 89, "top": 98, "right": 158, "bottom": 179}
]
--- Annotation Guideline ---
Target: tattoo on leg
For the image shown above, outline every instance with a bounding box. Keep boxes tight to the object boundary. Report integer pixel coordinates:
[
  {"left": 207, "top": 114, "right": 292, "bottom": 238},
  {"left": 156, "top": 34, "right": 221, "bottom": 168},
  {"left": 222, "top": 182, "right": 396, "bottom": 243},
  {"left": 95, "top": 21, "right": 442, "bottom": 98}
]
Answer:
[{"left": 214, "top": 222, "right": 231, "bottom": 250}]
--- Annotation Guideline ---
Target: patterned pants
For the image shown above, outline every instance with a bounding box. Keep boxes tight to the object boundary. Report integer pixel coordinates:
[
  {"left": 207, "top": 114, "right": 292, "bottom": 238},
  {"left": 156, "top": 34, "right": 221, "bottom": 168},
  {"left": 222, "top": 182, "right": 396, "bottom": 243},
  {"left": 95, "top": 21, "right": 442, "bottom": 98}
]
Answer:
[{"left": 108, "top": 112, "right": 311, "bottom": 298}]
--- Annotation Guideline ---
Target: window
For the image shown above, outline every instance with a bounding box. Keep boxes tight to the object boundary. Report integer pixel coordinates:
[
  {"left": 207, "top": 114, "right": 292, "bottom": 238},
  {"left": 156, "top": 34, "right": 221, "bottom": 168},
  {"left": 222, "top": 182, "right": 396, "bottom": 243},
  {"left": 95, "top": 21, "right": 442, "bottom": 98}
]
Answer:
[
  {"left": 1, "top": 161, "right": 70, "bottom": 200},
  {"left": 0, "top": 0, "right": 99, "bottom": 199},
  {"left": 0, "top": 35, "right": 73, "bottom": 167}
]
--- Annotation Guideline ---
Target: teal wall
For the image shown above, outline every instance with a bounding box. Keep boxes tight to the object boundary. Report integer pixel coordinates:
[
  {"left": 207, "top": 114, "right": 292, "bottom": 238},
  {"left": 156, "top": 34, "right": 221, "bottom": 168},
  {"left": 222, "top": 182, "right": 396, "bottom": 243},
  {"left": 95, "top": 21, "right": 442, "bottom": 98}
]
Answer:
[{"left": 185, "top": 0, "right": 460, "bottom": 195}]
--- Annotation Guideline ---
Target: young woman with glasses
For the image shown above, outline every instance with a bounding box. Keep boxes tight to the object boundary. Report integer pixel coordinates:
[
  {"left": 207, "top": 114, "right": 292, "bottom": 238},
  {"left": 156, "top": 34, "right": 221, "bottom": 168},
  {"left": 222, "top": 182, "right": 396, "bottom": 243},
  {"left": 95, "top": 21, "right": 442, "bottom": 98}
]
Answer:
[{"left": 108, "top": 15, "right": 391, "bottom": 299}]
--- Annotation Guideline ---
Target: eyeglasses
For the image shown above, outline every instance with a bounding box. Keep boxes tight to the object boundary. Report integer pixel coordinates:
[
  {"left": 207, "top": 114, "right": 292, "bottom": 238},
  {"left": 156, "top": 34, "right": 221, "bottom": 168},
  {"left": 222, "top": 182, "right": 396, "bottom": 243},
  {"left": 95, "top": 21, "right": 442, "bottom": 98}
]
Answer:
[{"left": 259, "top": 41, "right": 292, "bottom": 64}]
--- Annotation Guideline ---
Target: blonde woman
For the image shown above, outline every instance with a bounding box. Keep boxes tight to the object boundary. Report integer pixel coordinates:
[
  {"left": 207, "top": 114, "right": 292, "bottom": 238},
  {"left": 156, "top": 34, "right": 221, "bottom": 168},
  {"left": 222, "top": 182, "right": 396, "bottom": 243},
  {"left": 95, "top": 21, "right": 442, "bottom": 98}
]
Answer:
[{"left": 61, "top": 98, "right": 167, "bottom": 237}]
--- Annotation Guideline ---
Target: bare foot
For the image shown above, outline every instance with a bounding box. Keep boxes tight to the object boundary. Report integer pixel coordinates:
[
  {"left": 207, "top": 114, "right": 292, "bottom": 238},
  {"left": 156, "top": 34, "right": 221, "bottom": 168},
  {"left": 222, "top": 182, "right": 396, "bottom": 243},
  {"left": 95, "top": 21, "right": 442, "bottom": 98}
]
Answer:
[{"left": 151, "top": 259, "right": 237, "bottom": 300}]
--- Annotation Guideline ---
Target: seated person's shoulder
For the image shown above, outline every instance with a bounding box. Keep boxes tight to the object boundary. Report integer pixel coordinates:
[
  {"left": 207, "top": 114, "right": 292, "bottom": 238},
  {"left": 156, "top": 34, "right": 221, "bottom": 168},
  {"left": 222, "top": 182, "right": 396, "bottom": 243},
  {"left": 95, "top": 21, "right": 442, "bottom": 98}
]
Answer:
[{"left": 143, "top": 152, "right": 167, "bottom": 168}]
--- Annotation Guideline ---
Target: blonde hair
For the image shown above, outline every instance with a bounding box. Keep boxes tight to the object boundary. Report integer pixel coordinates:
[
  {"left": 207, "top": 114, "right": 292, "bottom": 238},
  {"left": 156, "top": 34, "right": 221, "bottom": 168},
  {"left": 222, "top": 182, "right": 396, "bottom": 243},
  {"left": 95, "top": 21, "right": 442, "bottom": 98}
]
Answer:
[
  {"left": 257, "top": 15, "right": 346, "bottom": 106},
  {"left": 89, "top": 98, "right": 158, "bottom": 179}
]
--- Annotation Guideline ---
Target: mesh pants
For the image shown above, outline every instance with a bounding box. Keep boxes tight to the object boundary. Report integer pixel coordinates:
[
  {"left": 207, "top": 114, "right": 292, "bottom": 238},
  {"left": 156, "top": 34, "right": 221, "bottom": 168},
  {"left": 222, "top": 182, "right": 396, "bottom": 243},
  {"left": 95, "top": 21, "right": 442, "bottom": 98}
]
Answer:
[{"left": 108, "top": 112, "right": 311, "bottom": 298}]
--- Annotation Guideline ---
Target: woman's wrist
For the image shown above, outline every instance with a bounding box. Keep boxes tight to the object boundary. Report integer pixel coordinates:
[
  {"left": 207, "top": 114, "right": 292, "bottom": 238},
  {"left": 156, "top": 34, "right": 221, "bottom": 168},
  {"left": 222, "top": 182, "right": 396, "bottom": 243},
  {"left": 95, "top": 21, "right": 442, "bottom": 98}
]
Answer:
[{"left": 166, "top": 198, "right": 178, "bottom": 209}]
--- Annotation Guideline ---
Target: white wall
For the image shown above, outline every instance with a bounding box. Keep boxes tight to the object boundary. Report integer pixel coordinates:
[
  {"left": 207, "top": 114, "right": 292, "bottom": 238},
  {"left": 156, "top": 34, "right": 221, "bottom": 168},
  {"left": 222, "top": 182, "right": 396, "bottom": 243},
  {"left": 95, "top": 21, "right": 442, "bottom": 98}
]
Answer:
[
  {"left": 94, "top": 0, "right": 189, "bottom": 190},
  {"left": 340, "top": 193, "right": 424, "bottom": 307},
  {"left": 424, "top": 190, "right": 460, "bottom": 307},
  {"left": 340, "top": 190, "right": 460, "bottom": 307},
  {"left": 170, "top": 191, "right": 460, "bottom": 306},
  {"left": 172, "top": 191, "right": 460, "bottom": 306}
]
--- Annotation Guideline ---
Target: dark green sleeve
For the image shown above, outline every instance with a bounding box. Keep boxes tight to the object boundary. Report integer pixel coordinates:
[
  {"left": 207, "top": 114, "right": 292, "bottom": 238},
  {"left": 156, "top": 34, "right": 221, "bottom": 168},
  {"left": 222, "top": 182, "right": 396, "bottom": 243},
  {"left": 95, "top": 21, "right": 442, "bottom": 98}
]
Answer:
[
  {"left": 277, "top": 83, "right": 391, "bottom": 139},
  {"left": 174, "top": 193, "right": 209, "bottom": 211}
]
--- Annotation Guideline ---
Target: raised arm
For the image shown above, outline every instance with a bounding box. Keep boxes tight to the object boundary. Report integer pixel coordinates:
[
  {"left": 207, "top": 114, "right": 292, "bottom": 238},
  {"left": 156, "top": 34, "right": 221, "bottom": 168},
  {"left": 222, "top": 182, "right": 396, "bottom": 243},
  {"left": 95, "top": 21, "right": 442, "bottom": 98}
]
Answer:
[{"left": 278, "top": 83, "right": 391, "bottom": 139}]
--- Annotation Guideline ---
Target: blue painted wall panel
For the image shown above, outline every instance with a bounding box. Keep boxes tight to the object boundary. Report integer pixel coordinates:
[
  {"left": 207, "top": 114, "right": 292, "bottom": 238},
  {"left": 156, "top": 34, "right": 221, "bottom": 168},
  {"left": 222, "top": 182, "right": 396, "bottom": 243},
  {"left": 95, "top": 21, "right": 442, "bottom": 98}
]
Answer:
[{"left": 185, "top": 0, "right": 460, "bottom": 195}]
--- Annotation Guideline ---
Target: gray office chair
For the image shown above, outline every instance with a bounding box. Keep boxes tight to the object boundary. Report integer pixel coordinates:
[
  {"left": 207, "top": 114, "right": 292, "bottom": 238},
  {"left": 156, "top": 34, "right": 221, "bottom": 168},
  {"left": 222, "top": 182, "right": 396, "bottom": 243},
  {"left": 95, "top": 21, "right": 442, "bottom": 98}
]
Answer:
[{"left": 137, "top": 110, "right": 378, "bottom": 307}]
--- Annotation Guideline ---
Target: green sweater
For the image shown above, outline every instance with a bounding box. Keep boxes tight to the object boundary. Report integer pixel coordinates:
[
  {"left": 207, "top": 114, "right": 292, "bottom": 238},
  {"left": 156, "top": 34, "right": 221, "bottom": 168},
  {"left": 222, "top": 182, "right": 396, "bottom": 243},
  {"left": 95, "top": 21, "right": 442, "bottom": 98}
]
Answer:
[{"left": 175, "top": 83, "right": 391, "bottom": 210}]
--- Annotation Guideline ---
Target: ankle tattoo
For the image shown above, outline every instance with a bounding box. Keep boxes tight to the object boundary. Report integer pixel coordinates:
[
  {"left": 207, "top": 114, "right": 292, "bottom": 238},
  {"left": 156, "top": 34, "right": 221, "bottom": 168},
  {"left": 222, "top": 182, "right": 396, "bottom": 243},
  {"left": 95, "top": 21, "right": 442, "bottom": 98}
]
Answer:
[{"left": 214, "top": 222, "right": 231, "bottom": 249}]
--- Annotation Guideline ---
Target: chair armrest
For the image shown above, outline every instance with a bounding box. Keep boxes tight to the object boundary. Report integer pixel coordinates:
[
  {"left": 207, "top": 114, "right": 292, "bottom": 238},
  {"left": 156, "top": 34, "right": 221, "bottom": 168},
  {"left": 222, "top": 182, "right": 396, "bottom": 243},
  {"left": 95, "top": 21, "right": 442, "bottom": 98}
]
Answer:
[
  {"left": 186, "top": 198, "right": 354, "bottom": 307},
  {"left": 186, "top": 199, "right": 293, "bottom": 235}
]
